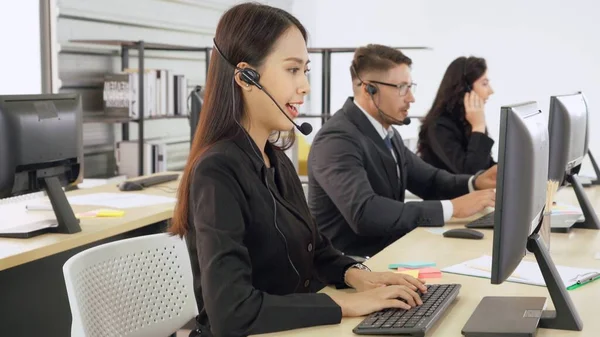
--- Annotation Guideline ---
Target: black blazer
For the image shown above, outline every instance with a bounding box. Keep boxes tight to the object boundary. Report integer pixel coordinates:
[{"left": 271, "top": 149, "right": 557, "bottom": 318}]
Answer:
[
  {"left": 419, "top": 114, "right": 496, "bottom": 175},
  {"left": 307, "top": 98, "right": 471, "bottom": 258},
  {"left": 184, "top": 131, "right": 356, "bottom": 337}
]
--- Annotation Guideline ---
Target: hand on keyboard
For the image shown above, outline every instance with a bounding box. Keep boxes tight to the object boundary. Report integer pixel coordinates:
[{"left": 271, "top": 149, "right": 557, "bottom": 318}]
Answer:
[
  {"left": 327, "top": 285, "right": 422, "bottom": 317},
  {"left": 353, "top": 284, "right": 461, "bottom": 335},
  {"left": 451, "top": 189, "right": 496, "bottom": 218},
  {"left": 345, "top": 268, "right": 428, "bottom": 293}
]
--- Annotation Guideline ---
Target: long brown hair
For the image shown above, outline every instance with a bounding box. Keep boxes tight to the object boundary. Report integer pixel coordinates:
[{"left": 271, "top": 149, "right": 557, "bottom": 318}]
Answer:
[
  {"left": 169, "top": 3, "right": 308, "bottom": 237},
  {"left": 417, "top": 56, "right": 487, "bottom": 155}
]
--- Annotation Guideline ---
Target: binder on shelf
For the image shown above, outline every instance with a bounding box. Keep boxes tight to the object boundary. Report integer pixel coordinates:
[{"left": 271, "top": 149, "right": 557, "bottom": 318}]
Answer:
[
  {"left": 116, "top": 137, "right": 190, "bottom": 178},
  {"left": 103, "top": 69, "right": 187, "bottom": 120}
]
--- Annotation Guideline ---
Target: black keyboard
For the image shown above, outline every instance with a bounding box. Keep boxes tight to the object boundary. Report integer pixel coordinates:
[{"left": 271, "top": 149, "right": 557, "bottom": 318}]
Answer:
[
  {"left": 465, "top": 211, "right": 495, "bottom": 229},
  {"left": 137, "top": 173, "right": 180, "bottom": 187},
  {"left": 353, "top": 284, "right": 461, "bottom": 336}
]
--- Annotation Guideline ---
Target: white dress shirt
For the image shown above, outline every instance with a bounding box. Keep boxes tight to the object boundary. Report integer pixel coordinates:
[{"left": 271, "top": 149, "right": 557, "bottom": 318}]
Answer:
[{"left": 353, "top": 99, "right": 476, "bottom": 221}]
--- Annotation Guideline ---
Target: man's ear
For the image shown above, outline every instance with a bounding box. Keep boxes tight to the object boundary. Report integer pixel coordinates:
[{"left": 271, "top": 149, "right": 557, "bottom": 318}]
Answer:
[{"left": 352, "top": 80, "right": 365, "bottom": 96}]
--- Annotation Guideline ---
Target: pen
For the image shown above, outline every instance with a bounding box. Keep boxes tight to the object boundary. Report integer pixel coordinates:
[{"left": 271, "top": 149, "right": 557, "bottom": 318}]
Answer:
[
  {"left": 576, "top": 272, "right": 600, "bottom": 285},
  {"left": 25, "top": 204, "right": 52, "bottom": 211},
  {"left": 567, "top": 273, "right": 600, "bottom": 291}
]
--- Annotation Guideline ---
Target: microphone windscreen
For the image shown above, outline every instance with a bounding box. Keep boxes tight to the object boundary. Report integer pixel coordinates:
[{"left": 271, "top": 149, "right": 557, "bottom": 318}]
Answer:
[
  {"left": 299, "top": 122, "right": 313, "bottom": 135},
  {"left": 403, "top": 117, "right": 412, "bottom": 125}
]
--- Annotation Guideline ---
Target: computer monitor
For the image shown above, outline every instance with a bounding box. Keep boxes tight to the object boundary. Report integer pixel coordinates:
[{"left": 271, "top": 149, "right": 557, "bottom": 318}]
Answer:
[
  {"left": 548, "top": 92, "right": 599, "bottom": 230},
  {"left": 467, "top": 102, "right": 582, "bottom": 334},
  {"left": 0, "top": 93, "right": 83, "bottom": 237},
  {"left": 492, "top": 102, "right": 549, "bottom": 284}
]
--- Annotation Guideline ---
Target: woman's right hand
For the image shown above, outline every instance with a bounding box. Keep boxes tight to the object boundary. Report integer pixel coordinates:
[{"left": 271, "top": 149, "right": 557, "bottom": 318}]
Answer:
[
  {"left": 328, "top": 285, "right": 423, "bottom": 317},
  {"left": 464, "top": 91, "right": 486, "bottom": 133}
]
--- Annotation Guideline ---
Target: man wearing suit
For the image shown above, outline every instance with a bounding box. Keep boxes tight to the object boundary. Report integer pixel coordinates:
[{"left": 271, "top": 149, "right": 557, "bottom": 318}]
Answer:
[{"left": 307, "top": 44, "right": 497, "bottom": 258}]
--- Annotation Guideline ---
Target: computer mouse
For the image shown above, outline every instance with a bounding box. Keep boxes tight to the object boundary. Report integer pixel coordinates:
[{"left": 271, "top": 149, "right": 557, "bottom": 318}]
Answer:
[
  {"left": 118, "top": 181, "right": 144, "bottom": 191},
  {"left": 443, "top": 228, "right": 484, "bottom": 240}
]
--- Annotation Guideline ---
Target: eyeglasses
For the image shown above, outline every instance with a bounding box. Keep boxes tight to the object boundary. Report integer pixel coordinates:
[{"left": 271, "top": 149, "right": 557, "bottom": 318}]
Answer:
[{"left": 369, "top": 80, "right": 417, "bottom": 96}]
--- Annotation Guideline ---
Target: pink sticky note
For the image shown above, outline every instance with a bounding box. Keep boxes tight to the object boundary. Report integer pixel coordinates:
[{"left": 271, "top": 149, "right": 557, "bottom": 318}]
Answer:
[
  {"left": 418, "top": 268, "right": 442, "bottom": 279},
  {"left": 397, "top": 267, "right": 442, "bottom": 279}
]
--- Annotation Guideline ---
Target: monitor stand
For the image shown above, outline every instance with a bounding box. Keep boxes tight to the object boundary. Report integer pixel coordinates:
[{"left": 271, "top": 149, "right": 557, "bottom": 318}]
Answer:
[
  {"left": 42, "top": 176, "right": 82, "bottom": 234},
  {"left": 527, "top": 233, "right": 582, "bottom": 330},
  {"left": 463, "top": 233, "right": 583, "bottom": 336},
  {"left": 587, "top": 150, "right": 600, "bottom": 186},
  {"left": 568, "top": 174, "right": 600, "bottom": 230}
]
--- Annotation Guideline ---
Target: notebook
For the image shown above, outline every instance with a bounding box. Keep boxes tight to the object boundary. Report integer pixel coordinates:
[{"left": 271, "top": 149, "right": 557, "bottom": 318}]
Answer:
[{"left": 0, "top": 194, "right": 58, "bottom": 238}]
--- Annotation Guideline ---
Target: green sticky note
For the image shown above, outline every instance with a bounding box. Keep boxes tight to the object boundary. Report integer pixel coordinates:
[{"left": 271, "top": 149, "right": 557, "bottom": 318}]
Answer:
[{"left": 389, "top": 262, "right": 436, "bottom": 269}]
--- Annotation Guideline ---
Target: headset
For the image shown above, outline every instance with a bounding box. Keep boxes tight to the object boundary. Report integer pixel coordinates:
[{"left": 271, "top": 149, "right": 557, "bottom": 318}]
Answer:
[
  {"left": 463, "top": 57, "right": 472, "bottom": 93},
  {"left": 426, "top": 57, "right": 480, "bottom": 174},
  {"left": 213, "top": 38, "right": 302, "bottom": 290},
  {"left": 213, "top": 38, "right": 312, "bottom": 136},
  {"left": 351, "top": 65, "right": 411, "bottom": 126}
]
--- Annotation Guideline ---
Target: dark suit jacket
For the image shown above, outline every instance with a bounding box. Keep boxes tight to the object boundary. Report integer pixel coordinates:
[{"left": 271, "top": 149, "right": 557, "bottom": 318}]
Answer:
[
  {"left": 307, "top": 98, "right": 471, "bottom": 258},
  {"left": 419, "top": 114, "right": 496, "bottom": 174},
  {"left": 184, "top": 130, "right": 356, "bottom": 337}
]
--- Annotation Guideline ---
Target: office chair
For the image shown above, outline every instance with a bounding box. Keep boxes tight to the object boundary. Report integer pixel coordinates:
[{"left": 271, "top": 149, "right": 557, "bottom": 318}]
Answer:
[{"left": 62, "top": 233, "right": 198, "bottom": 337}]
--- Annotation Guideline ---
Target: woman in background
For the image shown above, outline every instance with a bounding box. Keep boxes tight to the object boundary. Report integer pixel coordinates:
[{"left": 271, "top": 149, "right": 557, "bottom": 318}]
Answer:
[
  {"left": 170, "top": 3, "right": 426, "bottom": 337},
  {"left": 417, "top": 56, "right": 496, "bottom": 174}
]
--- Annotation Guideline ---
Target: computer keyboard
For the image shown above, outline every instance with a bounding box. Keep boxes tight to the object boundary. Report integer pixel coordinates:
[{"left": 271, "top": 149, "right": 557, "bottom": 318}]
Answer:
[
  {"left": 465, "top": 211, "right": 495, "bottom": 229},
  {"left": 353, "top": 284, "right": 461, "bottom": 336}
]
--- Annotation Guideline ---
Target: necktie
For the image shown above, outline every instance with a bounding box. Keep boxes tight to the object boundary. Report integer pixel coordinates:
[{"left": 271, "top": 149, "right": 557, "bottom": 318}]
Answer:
[
  {"left": 384, "top": 134, "right": 394, "bottom": 152},
  {"left": 385, "top": 134, "right": 400, "bottom": 181}
]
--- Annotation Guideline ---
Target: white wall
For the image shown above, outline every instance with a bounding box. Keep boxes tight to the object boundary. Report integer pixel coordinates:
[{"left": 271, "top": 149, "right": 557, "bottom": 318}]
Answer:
[
  {"left": 0, "top": 1, "right": 42, "bottom": 94},
  {"left": 293, "top": 0, "right": 600, "bottom": 174}
]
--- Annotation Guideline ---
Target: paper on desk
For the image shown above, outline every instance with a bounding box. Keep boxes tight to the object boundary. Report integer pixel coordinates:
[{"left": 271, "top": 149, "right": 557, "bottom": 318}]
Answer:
[
  {"left": 426, "top": 228, "right": 447, "bottom": 235},
  {"left": 442, "top": 255, "right": 600, "bottom": 289},
  {"left": 67, "top": 193, "right": 176, "bottom": 209},
  {"left": 0, "top": 200, "right": 57, "bottom": 234}
]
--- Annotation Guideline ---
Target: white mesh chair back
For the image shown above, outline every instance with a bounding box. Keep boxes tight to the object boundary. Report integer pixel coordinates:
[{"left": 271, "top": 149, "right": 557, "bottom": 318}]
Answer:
[{"left": 62, "top": 233, "right": 198, "bottom": 337}]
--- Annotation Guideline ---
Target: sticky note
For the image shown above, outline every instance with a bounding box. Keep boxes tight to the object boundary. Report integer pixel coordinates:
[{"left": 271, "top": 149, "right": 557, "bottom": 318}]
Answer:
[
  {"left": 95, "top": 209, "right": 125, "bottom": 217},
  {"left": 76, "top": 209, "right": 125, "bottom": 219},
  {"left": 395, "top": 269, "right": 420, "bottom": 278},
  {"left": 389, "top": 262, "right": 436, "bottom": 269},
  {"left": 417, "top": 267, "right": 442, "bottom": 279},
  {"left": 397, "top": 267, "right": 442, "bottom": 279}
]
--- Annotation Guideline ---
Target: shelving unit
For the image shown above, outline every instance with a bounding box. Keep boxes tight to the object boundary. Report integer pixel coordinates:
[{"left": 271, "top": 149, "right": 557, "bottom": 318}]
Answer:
[
  {"left": 70, "top": 39, "right": 211, "bottom": 176},
  {"left": 70, "top": 41, "right": 430, "bottom": 176}
]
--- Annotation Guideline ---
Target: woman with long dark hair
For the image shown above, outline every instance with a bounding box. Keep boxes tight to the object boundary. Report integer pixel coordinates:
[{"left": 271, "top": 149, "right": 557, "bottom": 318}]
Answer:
[
  {"left": 417, "top": 56, "right": 496, "bottom": 174},
  {"left": 170, "top": 3, "right": 426, "bottom": 336}
]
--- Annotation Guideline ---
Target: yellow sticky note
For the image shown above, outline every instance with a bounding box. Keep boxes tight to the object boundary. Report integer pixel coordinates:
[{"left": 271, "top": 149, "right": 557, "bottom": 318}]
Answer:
[
  {"left": 95, "top": 209, "right": 125, "bottom": 217},
  {"left": 396, "top": 269, "right": 420, "bottom": 278},
  {"left": 76, "top": 209, "right": 125, "bottom": 218}
]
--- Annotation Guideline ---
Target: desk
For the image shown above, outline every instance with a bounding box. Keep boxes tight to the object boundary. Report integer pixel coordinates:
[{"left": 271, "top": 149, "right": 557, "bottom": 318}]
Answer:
[
  {"left": 0, "top": 174, "right": 179, "bottom": 336},
  {"left": 262, "top": 186, "right": 600, "bottom": 337}
]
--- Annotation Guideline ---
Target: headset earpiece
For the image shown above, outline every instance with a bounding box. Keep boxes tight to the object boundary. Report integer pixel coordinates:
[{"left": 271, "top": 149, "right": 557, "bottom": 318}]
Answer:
[
  {"left": 366, "top": 83, "right": 377, "bottom": 95},
  {"left": 463, "top": 57, "right": 471, "bottom": 93},
  {"left": 239, "top": 68, "right": 262, "bottom": 89}
]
